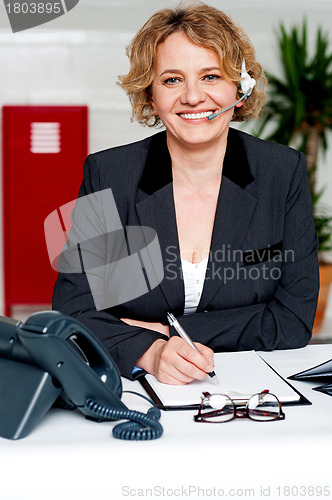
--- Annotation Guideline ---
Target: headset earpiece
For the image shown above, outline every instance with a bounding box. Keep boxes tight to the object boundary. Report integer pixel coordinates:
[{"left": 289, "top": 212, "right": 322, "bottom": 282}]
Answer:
[
  {"left": 208, "top": 59, "right": 257, "bottom": 120},
  {"left": 239, "top": 59, "right": 256, "bottom": 98}
]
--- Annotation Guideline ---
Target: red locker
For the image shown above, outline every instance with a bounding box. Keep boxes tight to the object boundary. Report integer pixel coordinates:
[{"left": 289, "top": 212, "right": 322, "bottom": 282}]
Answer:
[{"left": 2, "top": 106, "right": 88, "bottom": 317}]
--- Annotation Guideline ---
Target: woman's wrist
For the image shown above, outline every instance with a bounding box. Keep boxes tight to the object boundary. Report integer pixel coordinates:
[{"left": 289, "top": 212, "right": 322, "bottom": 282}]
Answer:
[
  {"left": 136, "top": 338, "right": 166, "bottom": 375},
  {"left": 120, "top": 317, "right": 170, "bottom": 337}
]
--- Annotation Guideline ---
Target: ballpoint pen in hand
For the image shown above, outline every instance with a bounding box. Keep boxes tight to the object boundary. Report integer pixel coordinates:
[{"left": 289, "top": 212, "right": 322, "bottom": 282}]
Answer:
[{"left": 167, "top": 312, "right": 219, "bottom": 385}]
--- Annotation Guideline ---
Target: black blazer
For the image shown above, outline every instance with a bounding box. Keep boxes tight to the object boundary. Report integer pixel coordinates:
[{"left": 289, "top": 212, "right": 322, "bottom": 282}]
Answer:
[{"left": 52, "top": 128, "right": 319, "bottom": 378}]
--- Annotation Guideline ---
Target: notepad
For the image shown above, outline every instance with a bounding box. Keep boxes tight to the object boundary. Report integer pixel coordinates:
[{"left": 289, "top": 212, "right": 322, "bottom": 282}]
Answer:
[{"left": 140, "top": 351, "right": 309, "bottom": 410}]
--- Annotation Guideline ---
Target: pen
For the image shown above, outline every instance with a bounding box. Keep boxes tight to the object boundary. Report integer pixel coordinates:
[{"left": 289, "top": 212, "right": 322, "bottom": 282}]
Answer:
[{"left": 167, "top": 312, "right": 219, "bottom": 385}]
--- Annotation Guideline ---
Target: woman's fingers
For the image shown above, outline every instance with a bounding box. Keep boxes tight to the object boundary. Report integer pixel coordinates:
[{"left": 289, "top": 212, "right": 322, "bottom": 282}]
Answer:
[
  {"left": 136, "top": 337, "right": 216, "bottom": 385},
  {"left": 155, "top": 337, "right": 214, "bottom": 384},
  {"left": 193, "top": 342, "right": 215, "bottom": 366}
]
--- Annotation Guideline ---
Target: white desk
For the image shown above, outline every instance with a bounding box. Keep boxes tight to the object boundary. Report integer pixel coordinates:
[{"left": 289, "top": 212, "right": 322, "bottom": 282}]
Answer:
[{"left": 1, "top": 345, "right": 332, "bottom": 500}]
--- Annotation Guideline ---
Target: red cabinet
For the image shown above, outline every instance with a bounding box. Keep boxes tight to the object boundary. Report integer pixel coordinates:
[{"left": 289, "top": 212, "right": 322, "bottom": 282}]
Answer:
[{"left": 2, "top": 106, "right": 88, "bottom": 317}]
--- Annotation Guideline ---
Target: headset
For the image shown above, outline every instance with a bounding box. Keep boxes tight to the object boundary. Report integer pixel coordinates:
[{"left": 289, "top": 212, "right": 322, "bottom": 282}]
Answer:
[{"left": 208, "top": 59, "right": 256, "bottom": 120}]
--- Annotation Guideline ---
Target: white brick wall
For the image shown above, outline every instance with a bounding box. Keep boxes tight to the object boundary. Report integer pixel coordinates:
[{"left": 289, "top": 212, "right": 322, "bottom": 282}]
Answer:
[{"left": 0, "top": 0, "right": 332, "bottom": 315}]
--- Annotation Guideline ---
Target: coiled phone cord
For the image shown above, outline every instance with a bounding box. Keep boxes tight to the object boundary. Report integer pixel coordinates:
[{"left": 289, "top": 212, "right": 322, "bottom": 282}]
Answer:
[{"left": 85, "top": 391, "right": 163, "bottom": 441}]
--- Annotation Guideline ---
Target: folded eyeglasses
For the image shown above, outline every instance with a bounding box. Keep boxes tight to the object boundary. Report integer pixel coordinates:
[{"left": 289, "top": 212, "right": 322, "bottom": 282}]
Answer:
[{"left": 194, "top": 390, "right": 285, "bottom": 423}]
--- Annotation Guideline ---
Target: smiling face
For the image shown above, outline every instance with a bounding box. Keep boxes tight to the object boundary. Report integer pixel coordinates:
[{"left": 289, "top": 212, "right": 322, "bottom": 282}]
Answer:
[{"left": 150, "top": 31, "right": 243, "bottom": 152}]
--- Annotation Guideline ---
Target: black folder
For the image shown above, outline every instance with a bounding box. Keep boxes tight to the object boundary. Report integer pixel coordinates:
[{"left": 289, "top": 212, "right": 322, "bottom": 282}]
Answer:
[{"left": 289, "top": 358, "right": 332, "bottom": 398}]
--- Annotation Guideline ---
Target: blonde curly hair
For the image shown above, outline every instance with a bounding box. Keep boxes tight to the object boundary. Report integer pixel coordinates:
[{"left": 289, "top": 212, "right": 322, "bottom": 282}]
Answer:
[{"left": 118, "top": 2, "right": 267, "bottom": 127}]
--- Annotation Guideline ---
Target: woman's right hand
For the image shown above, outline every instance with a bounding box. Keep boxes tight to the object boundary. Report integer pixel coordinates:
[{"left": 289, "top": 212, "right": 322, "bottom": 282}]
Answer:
[{"left": 136, "top": 337, "right": 215, "bottom": 385}]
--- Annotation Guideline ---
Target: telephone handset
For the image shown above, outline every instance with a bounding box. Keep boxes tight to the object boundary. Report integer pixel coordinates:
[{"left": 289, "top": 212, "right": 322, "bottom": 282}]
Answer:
[{"left": 0, "top": 310, "right": 162, "bottom": 440}]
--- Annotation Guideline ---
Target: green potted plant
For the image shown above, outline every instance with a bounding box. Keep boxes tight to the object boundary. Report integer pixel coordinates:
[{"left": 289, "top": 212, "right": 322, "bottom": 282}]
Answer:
[{"left": 255, "top": 21, "right": 332, "bottom": 332}]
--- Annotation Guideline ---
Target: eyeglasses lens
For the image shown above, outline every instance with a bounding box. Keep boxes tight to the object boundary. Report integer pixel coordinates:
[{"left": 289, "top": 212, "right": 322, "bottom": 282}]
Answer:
[
  {"left": 247, "top": 392, "right": 280, "bottom": 421},
  {"left": 201, "top": 394, "right": 235, "bottom": 422}
]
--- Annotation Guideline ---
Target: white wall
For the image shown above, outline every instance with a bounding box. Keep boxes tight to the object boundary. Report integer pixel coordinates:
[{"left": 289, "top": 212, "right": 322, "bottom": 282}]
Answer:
[{"left": 1, "top": 0, "right": 332, "bottom": 314}]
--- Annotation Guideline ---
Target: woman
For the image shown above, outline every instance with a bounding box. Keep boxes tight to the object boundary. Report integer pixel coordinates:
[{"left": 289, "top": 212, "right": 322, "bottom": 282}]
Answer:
[{"left": 53, "top": 3, "right": 319, "bottom": 384}]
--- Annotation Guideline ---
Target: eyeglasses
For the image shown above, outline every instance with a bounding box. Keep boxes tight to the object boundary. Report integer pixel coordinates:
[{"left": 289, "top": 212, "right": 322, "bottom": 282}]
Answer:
[{"left": 194, "top": 390, "right": 285, "bottom": 423}]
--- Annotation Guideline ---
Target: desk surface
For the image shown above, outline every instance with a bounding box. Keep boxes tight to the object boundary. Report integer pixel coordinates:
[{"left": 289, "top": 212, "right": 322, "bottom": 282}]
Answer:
[{"left": 1, "top": 345, "right": 332, "bottom": 500}]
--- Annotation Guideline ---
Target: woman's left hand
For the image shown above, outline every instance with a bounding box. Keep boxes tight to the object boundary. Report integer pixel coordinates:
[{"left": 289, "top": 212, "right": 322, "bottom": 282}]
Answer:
[{"left": 120, "top": 317, "right": 170, "bottom": 337}]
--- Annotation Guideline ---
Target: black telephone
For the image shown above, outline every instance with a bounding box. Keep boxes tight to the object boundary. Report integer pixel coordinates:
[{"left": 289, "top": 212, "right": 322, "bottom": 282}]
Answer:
[{"left": 0, "top": 310, "right": 162, "bottom": 440}]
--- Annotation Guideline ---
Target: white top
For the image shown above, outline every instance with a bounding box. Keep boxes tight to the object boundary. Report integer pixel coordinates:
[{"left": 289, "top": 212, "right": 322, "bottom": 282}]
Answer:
[{"left": 181, "top": 257, "right": 208, "bottom": 314}]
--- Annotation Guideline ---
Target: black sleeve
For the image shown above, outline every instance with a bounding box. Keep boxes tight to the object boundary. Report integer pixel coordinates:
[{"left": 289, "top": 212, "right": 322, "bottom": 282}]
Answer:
[
  {"left": 175, "top": 152, "right": 319, "bottom": 352},
  {"left": 52, "top": 154, "right": 168, "bottom": 379}
]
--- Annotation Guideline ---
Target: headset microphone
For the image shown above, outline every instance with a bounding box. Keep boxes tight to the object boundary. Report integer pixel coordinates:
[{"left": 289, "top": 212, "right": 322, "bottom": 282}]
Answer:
[{"left": 208, "top": 59, "right": 256, "bottom": 120}]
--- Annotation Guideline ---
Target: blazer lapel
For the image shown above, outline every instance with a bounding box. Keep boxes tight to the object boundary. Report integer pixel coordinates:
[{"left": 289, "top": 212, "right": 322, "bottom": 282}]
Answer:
[
  {"left": 198, "top": 177, "right": 257, "bottom": 310},
  {"left": 198, "top": 128, "right": 258, "bottom": 310},
  {"left": 135, "top": 132, "right": 184, "bottom": 314},
  {"left": 135, "top": 184, "right": 184, "bottom": 314}
]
